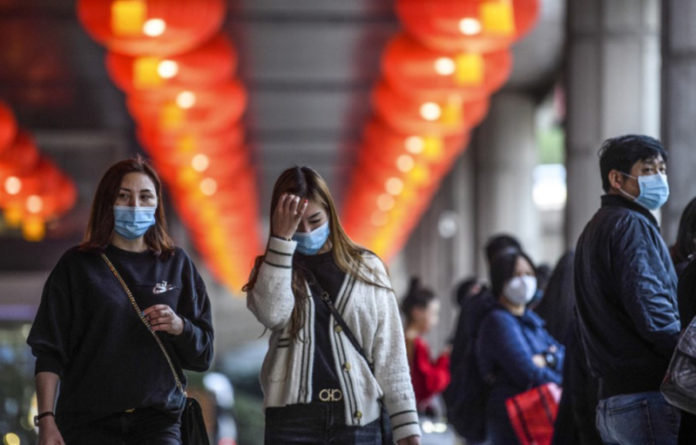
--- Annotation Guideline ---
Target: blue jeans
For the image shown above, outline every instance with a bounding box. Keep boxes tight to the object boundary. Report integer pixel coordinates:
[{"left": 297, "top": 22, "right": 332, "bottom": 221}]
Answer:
[
  {"left": 265, "top": 401, "right": 382, "bottom": 444},
  {"left": 595, "top": 391, "right": 680, "bottom": 445}
]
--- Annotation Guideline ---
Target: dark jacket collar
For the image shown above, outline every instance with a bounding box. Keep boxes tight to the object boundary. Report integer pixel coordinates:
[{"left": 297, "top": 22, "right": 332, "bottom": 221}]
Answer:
[{"left": 601, "top": 194, "right": 659, "bottom": 227}]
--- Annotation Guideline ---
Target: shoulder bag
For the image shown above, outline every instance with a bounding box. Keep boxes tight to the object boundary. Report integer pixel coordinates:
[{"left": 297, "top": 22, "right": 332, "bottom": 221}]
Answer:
[
  {"left": 303, "top": 268, "right": 394, "bottom": 445},
  {"left": 102, "top": 253, "right": 210, "bottom": 445},
  {"left": 661, "top": 314, "right": 696, "bottom": 414}
]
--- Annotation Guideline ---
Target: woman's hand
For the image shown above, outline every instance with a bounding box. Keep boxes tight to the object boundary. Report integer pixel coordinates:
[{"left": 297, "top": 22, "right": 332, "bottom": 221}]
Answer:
[
  {"left": 38, "top": 417, "right": 65, "bottom": 445},
  {"left": 143, "top": 304, "right": 184, "bottom": 335},
  {"left": 271, "top": 193, "right": 308, "bottom": 240},
  {"left": 397, "top": 435, "right": 421, "bottom": 445}
]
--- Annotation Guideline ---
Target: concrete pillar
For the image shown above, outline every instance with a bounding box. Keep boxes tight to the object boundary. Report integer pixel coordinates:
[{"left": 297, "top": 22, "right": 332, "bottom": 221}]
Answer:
[
  {"left": 661, "top": 0, "right": 696, "bottom": 242},
  {"left": 565, "top": 0, "right": 661, "bottom": 247},
  {"left": 474, "top": 91, "right": 539, "bottom": 274},
  {"left": 396, "top": 148, "right": 476, "bottom": 351}
]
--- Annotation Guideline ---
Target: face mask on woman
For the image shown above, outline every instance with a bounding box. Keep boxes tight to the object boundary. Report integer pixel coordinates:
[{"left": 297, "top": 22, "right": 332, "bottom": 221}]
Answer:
[
  {"left": 293, "top": 222, "right": 330, "bottom": 255},
  {"left": 113, "top": 205, "right": 156, "bottom": 239},
  {"left": 503, "top": 275, "right": 537, "bottom": 306}
]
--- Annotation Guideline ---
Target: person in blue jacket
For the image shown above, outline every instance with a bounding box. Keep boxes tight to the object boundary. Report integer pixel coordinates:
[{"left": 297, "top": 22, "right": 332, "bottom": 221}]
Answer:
[
  {"left": 574, "top": 135, "right": 681, "bottom": 445},
  {"left": 476, "top": 250, "right": 565, "bottom": 444}
]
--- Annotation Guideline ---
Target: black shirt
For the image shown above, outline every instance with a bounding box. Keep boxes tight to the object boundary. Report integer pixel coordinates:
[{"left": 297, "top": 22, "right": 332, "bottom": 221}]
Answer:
[
  {"left": 27, "top": 245, "right": 213, "bottom": 425},
  {"left": 295, "top": 250, "right": 346, "bottom": 399}
]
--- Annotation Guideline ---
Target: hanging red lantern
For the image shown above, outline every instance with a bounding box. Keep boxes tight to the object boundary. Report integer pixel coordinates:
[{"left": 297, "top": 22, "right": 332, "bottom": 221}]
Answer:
[
  {"left": 0, "top": 130, "right": 41, "bottom": 180},
  {"left": 396, "top": 0, "right": 540, "bottom": 53},
  {"left": 0, "top": 102, "right": 18, "bottom": 154},
  {"left": 382, "top": 33, "right": 512, "bottom": 100},
  {"left": 138, "top": 124, "right": 245, "bottom": 156},
  {"left": 77, "top": 0, "right": 226, "bottom": 57},
  {"left": 106, "top": 33, "right": 237, "bottom": 92},
  {"left": 127, "top": 81, "right": 246, "bottom": 134},
  {"left": 0, "top": 157, "right": 61, "bottom": 205},
  {"left": 372, "top": 81, "right": 489, "bottom": 136}
]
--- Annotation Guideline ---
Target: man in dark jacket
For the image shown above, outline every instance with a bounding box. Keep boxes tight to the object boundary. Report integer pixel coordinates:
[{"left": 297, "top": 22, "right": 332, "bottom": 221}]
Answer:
[{"left": 574, "top": 135, "right": 681, "bottom": 445}]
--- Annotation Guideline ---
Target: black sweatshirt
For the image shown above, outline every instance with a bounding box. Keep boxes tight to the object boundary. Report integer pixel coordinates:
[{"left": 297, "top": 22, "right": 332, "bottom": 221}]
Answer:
[
  {"left": 295, "top": 251, "right": 346, "bottom": 400},
  {"left": 27, "top": 244, "right": 214, "bottom": 425}
]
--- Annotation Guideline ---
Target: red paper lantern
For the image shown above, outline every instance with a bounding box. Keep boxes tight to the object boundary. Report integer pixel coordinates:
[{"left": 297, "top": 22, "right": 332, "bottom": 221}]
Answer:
[
  {"left": 106, "top": 33, "right": 237, "bottom": 92},
  {"left": 138, "top": 124, "right": 245, "bottom": 156},
  {"left": 0, "top": 157, "right": 61, "bottom": 204},
  {"left": 372, "top": 81, "right": 489, "bottom": 135},
  {"left": 382, "top": 33, "right": 512, "bottom": 99},
  {"left": 396, "top": 0, "right": 540, "bottom": 53},
  {"left": 77, "top": 0, "right": 226, "bottom": 56},
  {"left": 0, "top": 102, "right": 17, "bottom": 154},
  {"left": 0, "top": 130, "right": 41, "bottom": 179},
  {"left": 127, "top": 81, "right": 247, "bottom": 134}
]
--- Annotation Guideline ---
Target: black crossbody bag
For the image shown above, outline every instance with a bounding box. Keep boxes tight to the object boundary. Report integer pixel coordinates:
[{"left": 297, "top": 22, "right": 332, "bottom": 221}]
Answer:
[
  {"left": 303, "top": 268, "right": 394, "bottom": 444},
  {"left": 102, "top": 253, "right": 210, "bottom": 445}
]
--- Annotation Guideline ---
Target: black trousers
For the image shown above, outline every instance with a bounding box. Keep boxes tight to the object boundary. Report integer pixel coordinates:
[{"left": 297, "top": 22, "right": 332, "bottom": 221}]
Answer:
[{"left": 59, "top": 407, "right": 181, "bottom": 445}]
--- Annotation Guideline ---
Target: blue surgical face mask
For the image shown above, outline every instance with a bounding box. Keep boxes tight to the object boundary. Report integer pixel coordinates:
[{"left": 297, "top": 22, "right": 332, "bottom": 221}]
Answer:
[
  {"left": 620, "top": 173, "right": 670, "bottom": 211},
  {"left": 113, "top": 205, "right": 156, "bottom": 239},
  {"left": 293, "top": 222, "right": 330, "bottom": 255}
]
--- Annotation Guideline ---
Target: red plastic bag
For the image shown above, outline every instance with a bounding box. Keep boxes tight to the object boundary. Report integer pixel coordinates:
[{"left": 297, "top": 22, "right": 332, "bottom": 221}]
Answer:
[{"left": 505, "top": 382, "right": 562, "bottom": 445}]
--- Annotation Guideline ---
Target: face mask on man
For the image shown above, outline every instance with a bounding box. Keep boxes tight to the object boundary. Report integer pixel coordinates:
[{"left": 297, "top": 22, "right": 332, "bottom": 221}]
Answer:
[
  {"left": 619, "top": 172, "right": 670, "bottom": 211},
  {"left": 113, "top": 205, "right": 156, "bottom": 239},
  {"left": 503, "top": 276, "right": 537, "bottom": 306},
  {"left": 293, "top": 222, "right": 330, "bottom": 255}
]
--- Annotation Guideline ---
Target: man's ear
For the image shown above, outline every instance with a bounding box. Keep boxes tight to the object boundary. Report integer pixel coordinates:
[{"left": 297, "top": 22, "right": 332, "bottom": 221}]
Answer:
[{"left": 607, "top": 169, "right": 625, "bottom": 190}]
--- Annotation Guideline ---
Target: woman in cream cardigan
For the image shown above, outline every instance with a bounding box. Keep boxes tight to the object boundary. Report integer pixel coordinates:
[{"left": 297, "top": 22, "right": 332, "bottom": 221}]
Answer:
[{"left": 245, "top": 166, "right": 420, "bottom": 444}]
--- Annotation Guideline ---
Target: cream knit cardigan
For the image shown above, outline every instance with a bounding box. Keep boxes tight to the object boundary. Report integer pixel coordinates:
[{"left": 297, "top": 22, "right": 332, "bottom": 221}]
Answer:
[{"left": 246, "top": 237, "right": 421, "bottom": 442}]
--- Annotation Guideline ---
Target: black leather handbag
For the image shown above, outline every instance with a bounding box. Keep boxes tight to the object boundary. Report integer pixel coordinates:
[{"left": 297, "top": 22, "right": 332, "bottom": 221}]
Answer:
[
  {"left": 303, "top": 269, "right": 394, "bottom": 445},
  {"left": 102, "top": 254, "right": 211, "bottom": 445}
]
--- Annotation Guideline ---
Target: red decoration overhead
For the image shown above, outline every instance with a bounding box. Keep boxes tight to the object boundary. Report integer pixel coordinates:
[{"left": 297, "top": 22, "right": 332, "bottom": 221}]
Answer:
[
  {"left": 396, "top": 0, "right": 540, "bottom": 53},
  {"left": 372, "top": 81, "right": 489, "bottom": 136},
  {"left": 127, "top": 81, "right": 247, "bottom": 134},
  {"left": 106, "top": 34, "right": 237, "bottom": 92},
  {"left": 0, "top": 102, "right": 18, "bottom": 154},
  {"left": 77, "top": 0, "right": 226, "bottom": 56},
  {"left": 0, "top": 130, "right": 41, "bottom": 179},
  {"left": 382, "top": 33, "right": 513, "bottom": 99}
]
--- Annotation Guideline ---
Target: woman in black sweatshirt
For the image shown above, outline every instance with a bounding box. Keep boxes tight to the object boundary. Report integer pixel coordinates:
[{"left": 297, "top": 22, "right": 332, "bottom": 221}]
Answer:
[{"left": 27, "top": 157, "right": 214, "bottom": 445}]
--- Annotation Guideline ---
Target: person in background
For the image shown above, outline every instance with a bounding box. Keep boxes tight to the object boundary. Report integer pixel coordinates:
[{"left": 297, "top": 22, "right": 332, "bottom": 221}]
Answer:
[
  {"left": 27, "top": 157, "right": 214, "bottom": 445},
  {"left": 670, "top": 196, "right": 696, "bottom": 277},
  {"left": 669, "top": 196, "right": 696, "bottom": 444},
  {"left": 245, "top": 166, "right": 421, "bottom": 445},
  {"left": 546, "top": 251, "right": 603, "bottom": 445},
  {"left": 528, "top": 263, "right": 551, "bottom": 310},
  {"left": 402, "top": 277, "right": 451, "bottom": 413},
  {"left": 574, "top": 135, "right": 680, "bottom": 445},
  {"left": 476, "top": 250, "right": 565, "bottom": 445}
]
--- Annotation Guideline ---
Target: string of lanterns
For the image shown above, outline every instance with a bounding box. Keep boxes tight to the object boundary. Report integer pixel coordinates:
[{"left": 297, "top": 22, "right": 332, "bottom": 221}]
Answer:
[
  {"left": 342, "top": 0, "right": 539, "bottom": 260},
  {"left": 0, "top": 101, "right": 78, "bottom": 241},
  {"left": 77, "top": 0, "right": 261, "bottom": 292}
]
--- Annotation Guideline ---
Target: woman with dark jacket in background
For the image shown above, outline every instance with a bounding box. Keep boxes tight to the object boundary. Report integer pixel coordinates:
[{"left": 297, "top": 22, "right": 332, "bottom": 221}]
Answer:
[{"left": 476, "top": 250, "right": 564, "bottom": 444}]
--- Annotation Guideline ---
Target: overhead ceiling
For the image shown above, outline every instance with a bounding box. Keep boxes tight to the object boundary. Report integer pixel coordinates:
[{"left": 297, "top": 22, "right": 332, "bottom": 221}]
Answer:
[{"left": 0, "top": 0, "right": 564, "bottom": 271}]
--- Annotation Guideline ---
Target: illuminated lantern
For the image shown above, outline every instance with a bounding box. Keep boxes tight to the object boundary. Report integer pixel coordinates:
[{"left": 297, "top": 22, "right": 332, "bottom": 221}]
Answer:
[
  {"left": 127, "top": 82, "right": 246, "bottom": 134},
  {"left": 0, "top": 102, "right": 17, "bottom": 154},
  {"left": 106, "top": 33, "right": 237, "bottom": 92},
  {"left": 363, "top": 119, "right": 468, "bottom": 165},
  {"left": 77, "top": 0, "right": 226, "bottom": 56},
  {"left": 382, "top": 33, "right": 512, "bottom": 99},
  {"left": 372, "top": 81, "right": 489, "bottom": 135},
  {"left": 153, "top": 148, "right": 249, "bottom": 191},
  {"left": 396, "top": 0, "right": 539, "bottom": 53},
  {"left": 138, "top": 124, "right": 245, "bottom": 156},
  {"left": 0, "top": 131, "right": 41, "bottom": 180},
  {"left": 0, "top": 157, "right": 61, "bottom": 204}
]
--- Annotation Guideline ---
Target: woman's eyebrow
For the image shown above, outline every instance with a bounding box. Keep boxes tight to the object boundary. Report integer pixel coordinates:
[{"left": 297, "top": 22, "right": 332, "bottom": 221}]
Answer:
[{"left": 308, "top": 212, "right": 322, "bottom": 219}]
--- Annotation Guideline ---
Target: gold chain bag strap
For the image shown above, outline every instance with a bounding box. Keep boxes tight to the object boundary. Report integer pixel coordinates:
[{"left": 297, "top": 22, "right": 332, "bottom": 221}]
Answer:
[{"left": 101, "top": 253, "right": 210, "bottom": 445}]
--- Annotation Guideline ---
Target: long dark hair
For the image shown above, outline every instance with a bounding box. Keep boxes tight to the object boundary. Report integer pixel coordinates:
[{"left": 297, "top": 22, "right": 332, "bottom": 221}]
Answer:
[
  {"left": 533, "top": 251, "right": 575, "bottom": 340},
  {"left": 671, "top": 196, "right": 696, "bottom": 266},
  {"left": 244, "top": 166, "right": 390, "bottom": 339},
  {"left": 489, "top": 250, "right": 536, "bottom": 299},
  {"left": 79, "top": 156, "right": 174, "bottom": 257}
]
